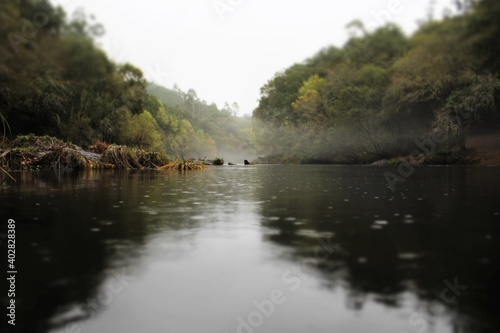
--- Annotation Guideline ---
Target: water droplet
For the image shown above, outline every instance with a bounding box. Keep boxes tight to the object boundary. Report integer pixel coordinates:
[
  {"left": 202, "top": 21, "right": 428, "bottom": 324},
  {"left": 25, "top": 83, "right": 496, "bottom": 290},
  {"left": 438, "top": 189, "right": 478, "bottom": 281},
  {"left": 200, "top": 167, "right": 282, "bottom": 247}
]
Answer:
[
  {"left": 479, "top": 258, "right": 490, "bottom": 264},
  {"left": 398, "top": 253, "right": 419, "bottom": 260}
]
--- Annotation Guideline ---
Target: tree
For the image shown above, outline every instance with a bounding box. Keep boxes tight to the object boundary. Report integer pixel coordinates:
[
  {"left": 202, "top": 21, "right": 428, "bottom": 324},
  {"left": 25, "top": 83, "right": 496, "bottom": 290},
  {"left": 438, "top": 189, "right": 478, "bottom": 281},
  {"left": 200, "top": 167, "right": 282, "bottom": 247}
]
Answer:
[
  {"left": 292, "top": 75, "right": 328, "bottom": 124},
  {"left": 385, "top": 17, "right": 499, "bottom": 151},
  {"left": 253, "top": 64, "right": 316, "bottom": 125},
  {"left": 467, "top": 0, "right": 500, "bottom": 75}
]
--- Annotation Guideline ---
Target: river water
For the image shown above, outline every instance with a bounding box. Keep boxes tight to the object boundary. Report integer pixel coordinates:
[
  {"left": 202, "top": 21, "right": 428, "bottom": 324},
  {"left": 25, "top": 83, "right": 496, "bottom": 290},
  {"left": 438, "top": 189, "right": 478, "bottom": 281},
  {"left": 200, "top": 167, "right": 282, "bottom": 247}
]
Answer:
[{"left": 1, "top": 165, "right": 499, "bottom": 333}]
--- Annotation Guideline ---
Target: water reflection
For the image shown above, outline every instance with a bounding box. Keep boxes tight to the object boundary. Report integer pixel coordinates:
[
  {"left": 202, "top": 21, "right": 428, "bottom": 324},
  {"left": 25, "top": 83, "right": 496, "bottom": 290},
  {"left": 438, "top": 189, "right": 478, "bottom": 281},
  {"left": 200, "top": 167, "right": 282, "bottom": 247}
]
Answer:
[
  {"left": 0, "top": 166, "right": 498, "bottom": 333},
  {"left": 256, "top": 165, "right": 500, "bottom": 333}
]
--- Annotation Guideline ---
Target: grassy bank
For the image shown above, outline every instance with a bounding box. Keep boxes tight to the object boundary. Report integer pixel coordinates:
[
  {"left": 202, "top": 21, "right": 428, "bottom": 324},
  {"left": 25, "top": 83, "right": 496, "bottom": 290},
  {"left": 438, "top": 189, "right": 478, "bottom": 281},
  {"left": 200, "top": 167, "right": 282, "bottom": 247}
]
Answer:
[{"left": 0, "top": 135, "right": 170, "bottom": 171}]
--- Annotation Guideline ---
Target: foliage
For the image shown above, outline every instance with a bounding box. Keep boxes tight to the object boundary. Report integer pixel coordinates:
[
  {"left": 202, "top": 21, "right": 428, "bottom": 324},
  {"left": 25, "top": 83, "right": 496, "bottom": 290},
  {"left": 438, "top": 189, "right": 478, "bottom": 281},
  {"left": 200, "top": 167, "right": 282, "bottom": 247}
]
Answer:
[
  {"left": 159, "top": 160, "right": 206, "bottom": 171},
  {"left": 148, "top": 83, "right": 254, "bottom": 160},
  {"left": 0, "top": 0, "right": 253, "bottom": 163},
  {"left": 101, "top": 145, "right": 169, "bottom": 169},
  {"left": 252, "top": 0, "right": 500, "bottom": 162},
  {"left": 213, "top": 157, "right": 224, "bottom": 165}
]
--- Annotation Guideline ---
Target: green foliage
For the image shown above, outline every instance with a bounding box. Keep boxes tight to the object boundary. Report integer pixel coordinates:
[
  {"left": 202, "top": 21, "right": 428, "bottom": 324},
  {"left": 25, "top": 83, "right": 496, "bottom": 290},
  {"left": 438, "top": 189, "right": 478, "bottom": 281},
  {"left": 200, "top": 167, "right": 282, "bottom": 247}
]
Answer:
[
  {"left": 254, "top": 64, "right": 317, "bottom": 125},
  {"left": 0, "top": 0, "right": 253, "bottom": 161},
  {"left": 148, "top": 83, "right": 254, "bottom": 160},
  {"left": 213, "top": 157, "right": 224, "bottom": 165},
  {"left": 468, "top": 0, "right": 500, "bottom": 74},
  {"left": 253, "top": 1, "right": 500, "bottom": 162},
  {"left": 102, "top": 145, "right": 168, "bottom": 169}
]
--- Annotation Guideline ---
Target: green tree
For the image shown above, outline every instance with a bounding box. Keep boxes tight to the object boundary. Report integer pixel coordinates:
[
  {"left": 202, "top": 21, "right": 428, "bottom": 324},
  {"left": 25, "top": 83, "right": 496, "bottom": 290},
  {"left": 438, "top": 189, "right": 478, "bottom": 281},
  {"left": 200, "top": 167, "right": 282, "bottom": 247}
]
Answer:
[
  {"left": 253, "top": 64, "right": 316, "bottom": 125},
  {"left": 292, "top": 74, "right": 328, "bottom": 124},
  {"left": 385, "top": 17, "right": 499, "bottom": 151},
  {"left": 467, "top": 0, "right": 500, "bottom": 74}
]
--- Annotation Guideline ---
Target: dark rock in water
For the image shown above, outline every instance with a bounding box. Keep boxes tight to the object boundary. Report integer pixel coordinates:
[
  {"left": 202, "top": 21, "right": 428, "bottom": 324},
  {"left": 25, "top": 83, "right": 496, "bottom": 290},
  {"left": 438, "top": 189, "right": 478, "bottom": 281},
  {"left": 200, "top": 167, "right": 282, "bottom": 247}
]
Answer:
[
  {"left": 244, "top": 160, "right": 251, "bottom": 165},
  {"left": 228, "top": 162, "right": 236, "bottom": 166}
]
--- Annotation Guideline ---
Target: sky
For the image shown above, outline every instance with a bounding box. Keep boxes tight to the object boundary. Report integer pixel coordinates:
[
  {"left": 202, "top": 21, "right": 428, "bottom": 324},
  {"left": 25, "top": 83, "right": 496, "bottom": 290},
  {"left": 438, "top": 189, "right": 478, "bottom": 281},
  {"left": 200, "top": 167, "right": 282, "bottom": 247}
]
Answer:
[{"left": 52, "top": 0, "right": 451, "bottom": 115}]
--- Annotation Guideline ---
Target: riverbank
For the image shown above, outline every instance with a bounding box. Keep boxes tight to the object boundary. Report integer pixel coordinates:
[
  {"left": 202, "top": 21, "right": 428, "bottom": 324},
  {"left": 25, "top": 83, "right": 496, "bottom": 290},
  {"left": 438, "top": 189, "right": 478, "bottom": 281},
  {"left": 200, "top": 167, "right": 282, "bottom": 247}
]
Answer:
[
  {"left": 253, "top": 133, "right": 500, "bottom": 166},
  {"left": 376, "top": 133, "right": 500, "bottom": 167},
  {"left": 3, "top": 133, "right": 499, "bottom": 172},
  {"left": 0, "top": 135, "right": 169, "bottom": 171}
]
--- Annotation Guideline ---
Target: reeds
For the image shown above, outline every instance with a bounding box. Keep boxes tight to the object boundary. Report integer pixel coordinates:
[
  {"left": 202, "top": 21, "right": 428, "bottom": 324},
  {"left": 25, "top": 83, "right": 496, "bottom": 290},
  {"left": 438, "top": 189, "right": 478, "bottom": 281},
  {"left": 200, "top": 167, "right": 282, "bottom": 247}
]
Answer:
[
  {"left": 36, "top": 148, "right": 109, "bottom": 171},
  {"left": 0, "top": 136, "right": 170, "bottom": 171},
  {"left": 101, "top": 145, "right": 169, "bottom": 170},
  {"left": 158, "top": 160, "right": 206, "bottom": 171}
]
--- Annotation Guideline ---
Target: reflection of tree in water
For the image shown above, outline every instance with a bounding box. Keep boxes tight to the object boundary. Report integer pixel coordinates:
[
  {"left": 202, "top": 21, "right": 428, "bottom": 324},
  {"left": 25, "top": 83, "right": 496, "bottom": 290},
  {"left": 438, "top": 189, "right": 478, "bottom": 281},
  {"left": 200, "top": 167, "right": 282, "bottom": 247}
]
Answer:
[
  {"left": 0, "top": 171, "right": 206, "bottom": 333},
  {"left": 256, "top": 166, "right": 500, "bottom": 333}
]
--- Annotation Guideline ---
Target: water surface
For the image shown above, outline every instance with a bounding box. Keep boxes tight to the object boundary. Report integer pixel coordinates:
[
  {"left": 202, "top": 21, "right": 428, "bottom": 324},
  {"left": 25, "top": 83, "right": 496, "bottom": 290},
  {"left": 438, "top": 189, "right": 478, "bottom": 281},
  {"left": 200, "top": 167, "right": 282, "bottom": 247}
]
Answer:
[{"left": 1, "top": 165, "right": 499, "bottom": 333}]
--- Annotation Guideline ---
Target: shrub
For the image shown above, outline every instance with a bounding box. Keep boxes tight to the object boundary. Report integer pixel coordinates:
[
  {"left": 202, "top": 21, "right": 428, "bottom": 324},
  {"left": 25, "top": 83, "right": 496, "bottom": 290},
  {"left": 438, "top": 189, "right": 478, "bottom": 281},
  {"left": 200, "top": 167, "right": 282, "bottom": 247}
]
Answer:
[{"left": 213, "top": 157, "right": 224, "bottom": 165}]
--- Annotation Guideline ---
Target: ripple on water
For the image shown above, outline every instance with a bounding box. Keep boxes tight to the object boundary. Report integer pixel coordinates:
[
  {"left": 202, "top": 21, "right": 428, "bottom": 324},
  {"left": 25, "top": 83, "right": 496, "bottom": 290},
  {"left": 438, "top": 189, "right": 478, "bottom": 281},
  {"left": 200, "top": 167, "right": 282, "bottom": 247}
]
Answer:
[
  {"left": 296, "top": 230, "right": 335, "bottom": 239},
  {"left": 398, "top": 253, "right": 420, "bottom": 260},
  {"left": 99, "top": 220, "right": 113, "bottom": 226},
  {"left": 403, "top": 214, "right": 415, "bottom": 224},
  {"left": 358, "top": 257, "right": 368, "bottom": 264}
]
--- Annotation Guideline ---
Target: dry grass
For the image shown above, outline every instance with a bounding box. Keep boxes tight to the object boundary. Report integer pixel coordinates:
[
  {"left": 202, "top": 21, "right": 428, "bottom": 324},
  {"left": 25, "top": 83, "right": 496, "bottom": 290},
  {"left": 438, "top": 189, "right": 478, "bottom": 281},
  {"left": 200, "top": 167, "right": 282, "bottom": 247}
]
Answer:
[
  {"left": 36, "top": 148, "right": 110, "bottom": 171},
  {"left": 102, "top": 145, "right": 169, "bottom": 169},
  {"left": 1, "top": 136, "right": 170, "bottom": 171},
  {"left": 158, "top": 160, "right": 206, "bottom": 171}
]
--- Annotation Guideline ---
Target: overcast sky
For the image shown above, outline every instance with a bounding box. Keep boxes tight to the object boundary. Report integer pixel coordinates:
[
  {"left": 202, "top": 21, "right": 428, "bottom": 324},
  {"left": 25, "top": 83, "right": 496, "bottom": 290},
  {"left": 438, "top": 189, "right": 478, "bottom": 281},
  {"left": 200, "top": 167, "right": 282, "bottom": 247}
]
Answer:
[{"left": 52, "top": 0, "right": 451, "bottom": 115}]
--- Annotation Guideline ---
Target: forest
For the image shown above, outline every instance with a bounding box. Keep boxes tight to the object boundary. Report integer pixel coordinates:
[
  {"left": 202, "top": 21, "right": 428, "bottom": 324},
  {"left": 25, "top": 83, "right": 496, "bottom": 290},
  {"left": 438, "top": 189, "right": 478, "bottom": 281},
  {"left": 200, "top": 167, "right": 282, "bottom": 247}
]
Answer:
[
  {"left": 0, "top": 0, "right": 253, "bottom": 169},
  {"left": 253, "top": 0, "right": 500, "bottom": 163},
  {"left": 1, "top": 0, "right": 499, "bottom": 168}
]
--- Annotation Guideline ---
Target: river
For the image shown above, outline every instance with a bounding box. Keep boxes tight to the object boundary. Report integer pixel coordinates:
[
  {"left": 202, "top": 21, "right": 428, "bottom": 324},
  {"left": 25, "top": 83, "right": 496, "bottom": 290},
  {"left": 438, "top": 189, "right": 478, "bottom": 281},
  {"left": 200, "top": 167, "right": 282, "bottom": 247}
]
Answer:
[{"left": 1, "top": 165, "right": 499, "bottom": 333}]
